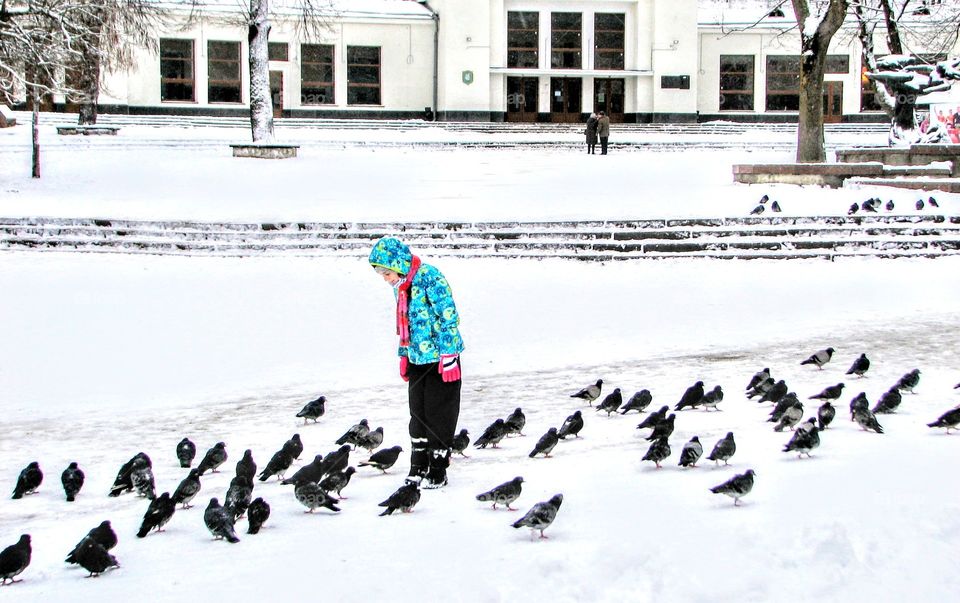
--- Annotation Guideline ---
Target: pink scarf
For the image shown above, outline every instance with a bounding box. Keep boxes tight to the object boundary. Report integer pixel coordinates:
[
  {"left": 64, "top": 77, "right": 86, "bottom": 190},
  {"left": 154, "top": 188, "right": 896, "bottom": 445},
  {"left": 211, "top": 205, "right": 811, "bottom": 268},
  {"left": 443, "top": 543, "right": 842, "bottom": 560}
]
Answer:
[{"left": 396, "top": 255, "right": 421, "bottom": 348}]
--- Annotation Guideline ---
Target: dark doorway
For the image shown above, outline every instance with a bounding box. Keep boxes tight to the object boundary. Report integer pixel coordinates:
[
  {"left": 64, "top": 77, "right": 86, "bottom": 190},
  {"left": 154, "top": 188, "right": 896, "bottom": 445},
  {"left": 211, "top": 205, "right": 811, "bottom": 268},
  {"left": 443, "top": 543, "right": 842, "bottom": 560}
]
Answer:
[
  {"left": 550, "top": 77, "right": 582, "bottom": 123},
  {"left": 270, "top": 71, "right": 284, "bottom": 118},
  {"left": 823, "top": 81, "right": 842, "bottom": 123},
  {"left": 507, "top": 76, "right": 539, "bottom": 122},
  {"left": 593, "top": 78, "right": 625, "bottom": 122}
]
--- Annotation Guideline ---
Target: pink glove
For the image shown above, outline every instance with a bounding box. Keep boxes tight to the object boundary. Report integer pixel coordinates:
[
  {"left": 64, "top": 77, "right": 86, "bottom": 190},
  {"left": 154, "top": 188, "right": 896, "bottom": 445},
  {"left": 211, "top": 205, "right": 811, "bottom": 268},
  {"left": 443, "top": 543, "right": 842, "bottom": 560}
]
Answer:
[
  {"left": 400, "top": 356, "right": 410, "bottom": 382},
  {"left": 439, "top": 354, "right": 461, "bottom": 383}
]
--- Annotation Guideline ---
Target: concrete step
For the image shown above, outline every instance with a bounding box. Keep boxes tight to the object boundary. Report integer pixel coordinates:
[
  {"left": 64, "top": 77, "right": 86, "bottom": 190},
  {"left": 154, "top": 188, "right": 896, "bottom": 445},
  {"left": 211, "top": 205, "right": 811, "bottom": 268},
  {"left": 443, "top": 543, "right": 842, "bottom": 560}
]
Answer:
[{"left": 846, "top": 177, "right": 960, "bottom": 193}]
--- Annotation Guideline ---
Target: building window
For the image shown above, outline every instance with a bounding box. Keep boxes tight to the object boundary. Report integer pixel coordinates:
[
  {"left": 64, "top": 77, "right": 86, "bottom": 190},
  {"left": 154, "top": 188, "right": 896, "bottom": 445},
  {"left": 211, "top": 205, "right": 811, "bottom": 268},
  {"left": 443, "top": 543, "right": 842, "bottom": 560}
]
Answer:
[
  {"left": 551, "top": 13, "right": 581, "bottom": 69},
  {"left": 719, "top": 55, "right": 754, "bottom": 110},
  {"left": 860, "top": 64, "right": 884, "bottom": 112},
  {"left": 594, "top": 13, "right": 624, "bottom": 70},
  {"left": 766, "top": 54, "right": 850, "bottom": 111},
  {"left": 301, "top": 44, "right": 334, "bottom": 105},
  {"left": 268, "top": 42, "right": 288, "bottom": 62},
  {"left": 347, "top": 46, "right": 381, "bottom": 105},
  {"left": 160, "top": 39, "right": 195, "bottom": 102},
  {"left": 507, "top": 11, "right": 538, "bottom": 69},
  {"left": 208, "top": 41, "right": 242, "bottom": 103}
]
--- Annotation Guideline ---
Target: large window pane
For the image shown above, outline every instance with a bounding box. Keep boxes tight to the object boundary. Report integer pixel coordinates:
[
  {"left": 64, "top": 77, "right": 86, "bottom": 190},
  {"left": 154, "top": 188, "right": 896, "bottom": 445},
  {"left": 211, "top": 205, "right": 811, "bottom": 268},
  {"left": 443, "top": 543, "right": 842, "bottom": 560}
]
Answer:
[
  {"left": 594, "top": 13, "right": 624, "bottom": 70},
  {"left": 720, "top": 55, "right": 754, "bottom": 111},
  {"left": 551, "top": 12, "right": 581, "bottom": 69},
  {"left": 508, "top": 11, "right": 538, "bottom": 69},
  {"left": 347, "top": 46, "right": 380, "bottom": 105},
  {"left": 160, "top": 38, "right": 194, "bottom": 102},
  {"left": 207, "top": 41, "right": 241, "bottom": 104},
  {"left": 301, "top": 43, "right": 334, "bottom": 105}
]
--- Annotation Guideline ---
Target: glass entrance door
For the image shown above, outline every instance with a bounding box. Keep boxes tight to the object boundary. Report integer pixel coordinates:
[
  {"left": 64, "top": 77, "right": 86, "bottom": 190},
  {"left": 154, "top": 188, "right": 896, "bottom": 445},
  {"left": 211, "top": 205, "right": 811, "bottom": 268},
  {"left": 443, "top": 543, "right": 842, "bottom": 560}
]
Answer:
[
  {"left": 823, "top": 81, "right": 843, "bottom": 123},
  {"left": 507, "top": 76, "right": 539, "bottom": 122},
  {"left": 270, "top": 71, "right": 284, "bottom": 118},
  {"left": 550, "top": 77, "right": 582, "bottom": 123},
  {"left": 594, "top": 78, "right": 625, "bottom": 122}
]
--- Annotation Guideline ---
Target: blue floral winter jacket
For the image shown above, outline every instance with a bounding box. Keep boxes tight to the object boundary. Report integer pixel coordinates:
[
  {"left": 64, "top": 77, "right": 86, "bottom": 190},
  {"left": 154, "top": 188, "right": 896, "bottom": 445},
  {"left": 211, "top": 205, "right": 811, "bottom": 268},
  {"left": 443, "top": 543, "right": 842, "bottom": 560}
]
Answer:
[{"left": 369, "top": 237, "right": 465, "bottom": 365}]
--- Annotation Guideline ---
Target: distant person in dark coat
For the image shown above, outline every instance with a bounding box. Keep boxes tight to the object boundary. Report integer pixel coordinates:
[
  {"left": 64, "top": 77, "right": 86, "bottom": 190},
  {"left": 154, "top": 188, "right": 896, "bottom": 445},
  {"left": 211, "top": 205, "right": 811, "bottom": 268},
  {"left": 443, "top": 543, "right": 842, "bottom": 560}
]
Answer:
[
  {"left": 597, "top": 111, "right": 611, "bottom": 155},
  {"left": 585, "top": 113, "right": 598, "bottom": 154}
]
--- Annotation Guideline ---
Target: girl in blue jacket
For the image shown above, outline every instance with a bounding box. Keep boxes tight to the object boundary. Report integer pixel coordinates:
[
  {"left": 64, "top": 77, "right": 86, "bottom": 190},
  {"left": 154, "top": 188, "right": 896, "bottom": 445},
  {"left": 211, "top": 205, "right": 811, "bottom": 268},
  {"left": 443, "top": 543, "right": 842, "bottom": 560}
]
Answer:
[{"left": 369, "top": 237, "right": 464, "bottom": 488}]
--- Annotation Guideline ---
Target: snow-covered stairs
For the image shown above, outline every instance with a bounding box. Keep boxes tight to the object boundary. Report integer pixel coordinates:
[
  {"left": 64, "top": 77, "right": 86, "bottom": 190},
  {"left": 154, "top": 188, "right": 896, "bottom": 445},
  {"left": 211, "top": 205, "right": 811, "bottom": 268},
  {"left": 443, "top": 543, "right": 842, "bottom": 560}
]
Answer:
[{"left": 1, "top": 214, "right": 958, "bottom": 260}]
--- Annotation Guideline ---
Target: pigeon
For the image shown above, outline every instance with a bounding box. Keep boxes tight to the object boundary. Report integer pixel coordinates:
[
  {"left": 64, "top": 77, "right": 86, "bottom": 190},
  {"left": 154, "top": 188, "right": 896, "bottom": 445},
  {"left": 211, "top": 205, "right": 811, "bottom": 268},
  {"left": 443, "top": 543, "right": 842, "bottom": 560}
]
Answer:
[
  {"left": 259, "top": 449, "right": 294, "bottom": 482},
  {"left": 297, "top": 395, "right": 326, "bottom": 423},
  {"left": 319, "top": 466, "right": 356, "bottom": 499},
  {"left": 853, "top": 406, "right": 884, "bottom": 434},
  {"left": 0, "top": 535, "right": 31, "bottom": 585},
  {"left": 750, "top": 204, "right": 765, "bottom": 215},
  {"left": 817, "top": 401, "right": 836, "bottom": 430},
  {"left": 197, "top": 442, "right": 228, "bottom": 475},
  {"left": 847, "top": 203, "right": 859, "bottom": 215},
  {"left": 294, "top": 481, "right": 341, "bottom": 513},
  {"left": 746, "top": 368, "right": 770, "bottom": 392},
  {"left": 475, "top": 418, "right": 509, "bottom": 448},
  {"left": 759, "top": 194, "right": 769, "bottom": 204},
  {"left": 318, "top": 445, "right": 352, "bottom": 477},
  {"left": 378, "top": 482, "right": 421, "bottom": 516},
  {"left": 235, "top": 449, "right": 257, "bottom": 482},
  {"left": 927, "top": 407, "right": 960, "bottom": 432},
  {"left": 642, "top": 437, "right": 672, "bottom": 468},
  {"left": 130, "top": 457, "right": 156, "bottom": 500},
  {"left": 512, "top": 494, "right": 563, "bottom": 539},
  {"left": 281, "top": 454, "right": 325, "bottom": 485},
  {"left": 862, "top": 199, "right": 878, "bottom": 213},
  {"left": 769, "top": 392, "right": 801, "bottom": 423},
  {"left": 73, "top": 539, "right": 118, "bottom": 578},
  {"left": 172, "top": 469, "right": 202, "bottom": 509},
  {"left": 504, "top": 408, "right": 526, "bottom": 436},
  {"left": 700, "top": 385, "right": 724, "bottom": 411},
  {"left": 225, "top": 475, "right": 254, "bottom": 521},
  {"left": 809, "top": 382, "right": 844, "bottom": 400},
  {"left": 709, "top": 469, "right": 756, "bottom": 506},
  {"left": 571, "top": 379, "right": 603, "bottom": 406},
  {"left": 246, "top": 497, "right": 271, "bottom": 534},
  {"left": 595, "top": 389, "right": 623, "bottom": 416},
  {"left": 451, "top": 429, "right": 471, "bottom": 457},
  {"left": 358, "top": 445, "right": 403, "bottom": 473},
  {"left": 176, "top": 437, "right": 196, "bottom": 468},
  {"left": 758, "top": 380, "right": 789, "bottom": 405},
  {"left": 137, "top": 492, "right": 175, "bottom": 538},
  {"left": 783, "top": 422, "right": 820, "bottom": 457},
  {"left": 281, "top": 434, "right": 304, "bottom": 460},
  {"left": 336, "top": 419, "right": 370, "bottom": 448},
  {"left": 896, "top": 369, "right": 921, "bottom": 393},
  {"left": 916, "top": 199, "right": 925, "bottom": 210},
  {"left": 771, "top": 200, "right": 782, "bottom": 212},
  {"left": 357, "top": 427, "right": 385, "bottom": 453},
  {"left": 556, "top": 410, "right": 585, "bottom": 439},
  {"left": 108, "top": 452, "right": 150, "bottom": 497},
  {"left": 801, "top": 347, "right": 835, "bottom": 369},
  {"left": 955, "top": 382, "right": 960, "bottom": 390},
  {"left": 637, "top": 406, "right": 668, "bottom": 430},
  {"left": 845, "top": 353, "right": 870, "bottom": 378},
  {"left": 66, "top": 521, "right": 117, "bottom": 564},
  {"left": 646, "top": 413, "right": 676, "bottom": 441},
  {"left": 849, "top": 392, "right": 870, "bottom": 420},
  {"left": 476, "top": 476, "right": 524, "bottom": 510},
  {"left": 707, "top": 432, "right": 736, "bottom": 465},
  {"left": 885, "top": 200, "right": 895, "bottom": 211},
  {"left": 674, "top": 381, "right": 705, "bottom": 411},
  {"left": 797, "top": 416, "right": 818, "bottom": 434},
  {"left": 11, "top": 462, "right": 42, "bottom": 500},
  {"left": 204, "top": 498, "right": 240, "bottom": 543},
  {"left": 746, "top": 376, "right": 776, "bottom": 400},
  {"left": 678, "top": 436, "right": 703, "bottom": 468},
  {"left": 61, "top": 462, "right": 85, "bottom": 502},
  {"left": 620, "top": 389, "right": 653, "bottom": 414},
  {"left": 528, "top": 428, "right": 560, "bottom": 458},
  {"left": 928, "top": 196, "right": 939, "bottom": 208},
  {"left": 872, "top": 387, "right": 902, "bottom": 414},
  {"left": 773, "top": 400, "right": 804, "bottom": 432}
]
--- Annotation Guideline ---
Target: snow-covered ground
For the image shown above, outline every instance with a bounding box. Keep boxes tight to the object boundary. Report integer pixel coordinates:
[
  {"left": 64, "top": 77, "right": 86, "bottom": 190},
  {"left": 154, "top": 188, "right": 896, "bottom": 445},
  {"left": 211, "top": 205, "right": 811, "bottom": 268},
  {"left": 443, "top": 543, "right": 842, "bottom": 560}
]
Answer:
[{"left": 1, "top": 119, "right": 959, "bottom": 602}]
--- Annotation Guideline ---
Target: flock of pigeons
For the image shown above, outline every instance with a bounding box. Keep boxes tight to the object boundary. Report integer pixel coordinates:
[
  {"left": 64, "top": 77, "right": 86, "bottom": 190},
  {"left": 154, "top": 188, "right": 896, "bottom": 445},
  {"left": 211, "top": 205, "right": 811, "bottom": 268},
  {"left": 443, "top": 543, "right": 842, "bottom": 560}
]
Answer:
[
  {"left": 3, "top": 354, "right": 959, "bottom": 586},
  {"left": 748, "top": 194, "right": 943, "bottom": 216}
]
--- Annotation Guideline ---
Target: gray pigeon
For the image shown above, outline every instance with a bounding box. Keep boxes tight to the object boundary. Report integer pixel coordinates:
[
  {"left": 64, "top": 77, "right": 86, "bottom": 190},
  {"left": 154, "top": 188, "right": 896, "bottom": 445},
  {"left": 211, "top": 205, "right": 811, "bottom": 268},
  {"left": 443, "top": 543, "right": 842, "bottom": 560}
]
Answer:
[
  {"left": 885, "top": 200, "right": 895, "bottom": 211},
  {"left": 451, "top": 429, "right": 471, "bottom": 457},
  {"left": 872, "top": 387, "right": 902, "bottom": 414},
  {"left": 61, "top": 462, "right": 85, "bottom": 502},
  {"left": 66, "top": 521, "right": 117, "bottom": 565},
  {"left": 637, "top": 406, "right": 668, "bottom": 430},
  {"left": 678, "top": 436, "right": 703, "bottom": 468},
  {"left": 809, "top": 383, "right": 845, "bottom": 400},
  {"left": 246, "top": 497, "right": 271, "bottom": 534},
  {"left": 927, "top": 407, "right": 960, "bottom": 432},
  {"left": 817, "top": 401, "right": 836, "bottom": 430},
  {"left": 783, "top": 422, "right": 820, "bottom": 457},
  {"left": 642, "top": 436, "right": 671, "bottom": 468},
  {"left": 929, "top": 196, "right": 939, "bottom": 208},
  {"left": 571, "top": 379, "right": 603, "bottom": 406},
  {"left": 801, "top": 347, "right": 835, "bottom": 369},
  {"left": 771, "top": 200, "right": 782, "bottom": 212},
  {"left": 320, "top": 466, "right": 356, "bottom": 499},
  {"left": 557, "top": 411, "right": 584, "bottom": 439},
  {"left": 848, "top": 203, "right": 859, "bottom": 215},
  {"left": 109, "top": 453, "right": 150, "bottom": 497},
  {"left": 700, "top": 386, "right": 724, "bottom": 411},
  {"left": 12, "top": 462, "right": 42, "bottom": 500},
  {"left": 512, "top": 494, "right": 563, "bottom": 539},
  {"left": 674, "top": 381, "right": 705, "bottom": 411},
  {"left": 172, "top": 469, "right": 202, "bottom": 509},
  {"left": 225, "top": 476, "right": 254, "bottom": 521},
  {"left": 137, "top": 492, "right": 175, "bottom": 538},
  {"left": 378, "top": 482, "right": 421, "bottom": 516},
  {"left": 358, "top": 427, "right": 385, "bottom": 453},
  {"left": 281, "top": 433, "right": 304, "bottom": 460},
  {"left": 710, "top": 469, "right": 756, "bottom": 506},
  {"left": 504, "top": 408, "right": 526, "bottom": 436},
  {"left": 758, "top": 380, "right": 788, "bottom": 405},
  {"left": 130, "top": 457, "right": 156, "bottom": 500},
  {"left": 259, "top": 449, "right": 294, "bottom": 482},
  {"left": 853, "top": 406, "right": 884, "bottom": 434},
  {"left": 336, "top": 419, "right": 370, "bottom": 448},
  {"left": 849, "top": 392, "right": 870, "bottom": 420},
  {"left": 235, "top": 449, "right": 257, "bottom": 482},
  {"left": 476, "top": 476, "right": 524, "bottom": 510},
  {"left": 596, "top": 389, "right": 623, "bottom": 416},
  {"left": 746, "top": 368, "right": 770, "bottom": 392},
  {"left": 197, "top": 442, "right": 228, "bottom": 476},
  {"left": 896, "top": 369, "right": 921, "bottom": 393},
  {"left": 0, "top": 535, "right": 31, "bottom": 585},
  {"left": 358, "top": 445, "right": 403, "bottom": 473},
  {"left": 916, "top": 198, "right": 925, "bottom": 210},
  {"left": 294, "top": 481, "right": 341, "bottom": 513},
  {"left": 706, "top": 432, "right": 736, "bottom": 465},
  {"left": 281, "top": 454, "right": 325, "bottom": 485},
  {"left": 475, "top": 418, "right": 509, "bottom": 448},
  {"left": 318, "top": 445, "right": 352, "bottom": 478},
  {"left": 646, "top": 413, "right": 676, "bottom": 441},
  {"left": 73, "top": 539, "right": 118, "bottom": 578},
  {"left": 750, "top": 204, "right": 765, "bottom": 215},
  {"left": 176, "top": 437, "right": 196, "bottom": 468},
  {"left": 773, "top": 400, "right": 804, "bottom": 432},
  {"left": 297, "top": 395, "right": 326, "bottom": 423},
  {"left": 620, "top": 389, "right": 653, "bottom": 414},
  {"left": 845, "top": 353, "right": 870, "bottom": 378},
  {"left": 204, "top": 498, "right": 239, "bottom": 543},
  {"left": 769, "top": 392, "right": 801, "bottom": 423},
  {"left": 746, "top": 376, "right": 775, "bottom": 399},
  {"left": 529, "top": 428, "right": 559, "bottom": 458}
]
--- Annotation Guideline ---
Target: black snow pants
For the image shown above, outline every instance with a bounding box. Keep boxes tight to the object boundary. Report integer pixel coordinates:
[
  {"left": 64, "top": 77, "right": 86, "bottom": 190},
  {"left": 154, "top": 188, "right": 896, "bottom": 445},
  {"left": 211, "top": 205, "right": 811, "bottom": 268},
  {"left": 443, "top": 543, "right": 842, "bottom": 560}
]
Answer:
[{"left": 406, "top": 360, "right": 462, "bottom": 476}]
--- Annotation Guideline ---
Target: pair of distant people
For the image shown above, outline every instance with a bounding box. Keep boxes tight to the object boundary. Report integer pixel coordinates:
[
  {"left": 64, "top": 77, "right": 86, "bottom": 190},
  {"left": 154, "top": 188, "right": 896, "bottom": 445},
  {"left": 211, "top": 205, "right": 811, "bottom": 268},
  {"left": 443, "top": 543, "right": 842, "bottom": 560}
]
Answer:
[{"left": 584, "top": 111, "right": 610, "bottom": 155}]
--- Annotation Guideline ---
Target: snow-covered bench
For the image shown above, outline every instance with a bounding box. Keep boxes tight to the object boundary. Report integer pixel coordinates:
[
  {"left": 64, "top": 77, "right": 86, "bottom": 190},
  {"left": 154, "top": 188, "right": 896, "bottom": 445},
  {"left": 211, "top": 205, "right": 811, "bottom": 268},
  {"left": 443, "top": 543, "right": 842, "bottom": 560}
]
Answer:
[
  {"left": 229, "top": 143, "right": 299, "bottom": 159},
  {"left": 56, "top": 125, "right": 120, "bottom": 136}
]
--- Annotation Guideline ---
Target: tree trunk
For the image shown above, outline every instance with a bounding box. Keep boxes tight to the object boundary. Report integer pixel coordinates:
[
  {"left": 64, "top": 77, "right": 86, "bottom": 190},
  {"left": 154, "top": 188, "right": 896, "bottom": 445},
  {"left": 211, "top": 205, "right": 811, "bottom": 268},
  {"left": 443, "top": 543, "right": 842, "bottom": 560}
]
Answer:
[
  {"left": 77, "top": 48, "right": 102, "bottom": 125},
  {"left": 880, "top": 0, "right": 904, "bottom": 54},
  {"left": 248, "top": 0, "right": 274, "bottom": 143},
  {"left": 31, "top": 85, "right": 40, "bottom": 179}
]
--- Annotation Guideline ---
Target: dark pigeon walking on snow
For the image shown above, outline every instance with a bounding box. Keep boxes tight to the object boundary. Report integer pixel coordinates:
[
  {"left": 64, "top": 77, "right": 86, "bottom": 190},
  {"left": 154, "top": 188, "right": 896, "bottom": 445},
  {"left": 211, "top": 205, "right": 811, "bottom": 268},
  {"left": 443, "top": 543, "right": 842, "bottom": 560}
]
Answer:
[
  {"left": 678, "top": 436, "right": 703, "bottom": 468},
  {"left": 746, "top": 368, "right": 771, "bottom": 392},
  {"left": 66, "top": 521, "right": 117, "bottom": 565},
  {"left": 571, "top": 379, "right": 603, "bottom": 406},
  {"left": 927, "top": 406, "right": 960, "bottom": 432},
  {"left": 378, "top": 482, "right": 421, "bottom": 516},
  {"left": 758, "top": 380, "right": 788, "bottom": 405},
  {"left": 773, "top": 400, "right": 804, "bottom": 432},
  {"left": 0, "top": 535, "right": 31, "bottom": 585},
  {"left": 61, "top": 462, "right": 85, "bottom": 502},
  {"left": 204, "top": 498, "right": 240, "bottom": 543},
  {"left": 296, "top": 395, "right": 327, "bottom": 424},
  {"left": 336, "top": 419, "right": 370, "bottom": 448},
  {"left": 73, "top": 539, "right": 118, "bottom": 577},
  {"left": 646, "top": 413, "right": 676, "bottom": 441},
  {"left": 319, "top": 445, "right": 353, "bottom": 478},
  {"left": 246, "top": 497, "right": 271, "bottom": 534},
  {"left": 320, "top": 466, "right": 356, "bottom": 499},
  {"left": 136, "top": 492, "right": 175, "bottom": 538},
  {"left": 235, "top": 449, "right": 257, "bottom": 482},
  {"left": 130, "top": 456, "right": 156, "bottom": 500},
  {"left": 801, "top": 347, "right": 835, "bottom": 370},
  {"left": 769, "top": 392, "right": 800, "bottom": 423},
  {"left": 12, "top": 462, "right": 43, "bottom": 500},
  {"left": 476, "top": 476, "right": 524, "bottom": 510},
  {"left": 817, "top": 401, "right": 836, "bottom": 430},
  {"left": 451, "top": 429, "right": 471, "bottom": 457},
  {"left": 637, "top": 406, "right": 668, "bottom": 430},
  {"left": 700, "top": 385, "right": 724, "bottom": 411},
  {"left": 529, "top": 428, "right": 559, "bottom": 458},
  {"left": 281, "top": 454, "right": 325, "bottom": 485},
  {"left": 504, "top": 408, "right": 526, "bottom": 436},
  {"left": 872, "top": 387, "right": 902, "bottom": 414},
  {"left": 620, "top": 389, "right": 653, "bottom": 414},
  {"left": 846, "top": 353, "right": 870, "bottom": 378},
  {"left": 172, "top": 469, "right": 202, "bottom": 509},
  {"left": 176, "top": 437, "right": 196, "bottom": 468},
  {"left": 707, "top": 432, "right": 736, "bottom": 465},
  {"left": 809, "top": 382, "right": 845, "bottom": 401},
  {"left": 475, "top": 418, "right": 509, "bottom": 448},
  {"left": 557, "top": 411, "right": 584, "bottom": 439},
  {"left": 259, "top": 449, "right": 294, "bottom": 482},
  {"left": 674, "top": 381, "right": 705, "bottom": 411},
  {"left": 197, "top": 442, "right": 228, "bottom": 476},
  {"left": 746, "top": 376, "right": 775, "bottom": 400},
  {"left": 225, "top": 476, "right": 254, "bottom": 521},
  {"left": 359, "top": 445, "right": 403, "bottom": 473},
  {"left": 294, "top": 481, "right": 341, "bottom": 513},
  {"left": 281, "top": 433, "right": 304, "bottom": 460},
  {"left": 512, "top": 493, "right": 563, "bottom": 539},
  {"left": 357, "top": 426, "right": 385, "bottom": 453},
  {"left": 596, "top": 389, "right": 623, "bottom": 415},
  {"left": 896, "top": 369, "right": 921, "bottom": 393},
  {"left": 642, "top": 437, "right": 672, "bottom": 468},
  {"left": 853, "top": 405, "right": 884, "bottom": 434},
  {"left": 783, "top": 421, "right": 820, "bottom": 457},
  {"left": 710, "top": 469, "right": 755, "bottom": 506}
]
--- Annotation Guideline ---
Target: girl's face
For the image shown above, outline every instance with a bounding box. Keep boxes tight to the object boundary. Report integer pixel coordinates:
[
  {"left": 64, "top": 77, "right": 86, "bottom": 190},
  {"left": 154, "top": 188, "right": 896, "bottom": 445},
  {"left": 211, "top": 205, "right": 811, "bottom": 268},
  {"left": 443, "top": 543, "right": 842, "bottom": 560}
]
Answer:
[{"left": 377, "top": 268, "right": 401, "bottom": 285}]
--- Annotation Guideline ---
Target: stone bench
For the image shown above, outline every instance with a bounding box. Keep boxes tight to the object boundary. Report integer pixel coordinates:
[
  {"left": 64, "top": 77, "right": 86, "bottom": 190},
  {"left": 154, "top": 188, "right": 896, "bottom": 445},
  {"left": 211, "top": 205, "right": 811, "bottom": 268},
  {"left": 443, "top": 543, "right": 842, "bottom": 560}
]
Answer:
[
  {"left": 230, "top": 143, "right": 300, "bottom": 159},
  {"left": 836, "top": 145, "right": 960, "bottom": 176},
  {"left": 732, "top": 162, "right": 885, "bottom": 188},
  {"left": 56, "top": 125, "right": 120, "bottom": 136}
]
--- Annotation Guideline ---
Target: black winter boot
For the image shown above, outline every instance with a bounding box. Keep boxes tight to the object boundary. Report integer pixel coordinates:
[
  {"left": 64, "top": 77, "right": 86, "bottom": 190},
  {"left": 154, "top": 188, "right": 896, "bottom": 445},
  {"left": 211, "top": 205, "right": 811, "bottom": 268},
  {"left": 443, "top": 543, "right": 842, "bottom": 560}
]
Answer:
[
  {"left": 407, "top": 437, "right": 429, "bottom": 485},
  {"left": 423, "top": 448, "right": 451, "bottom": 489}
]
